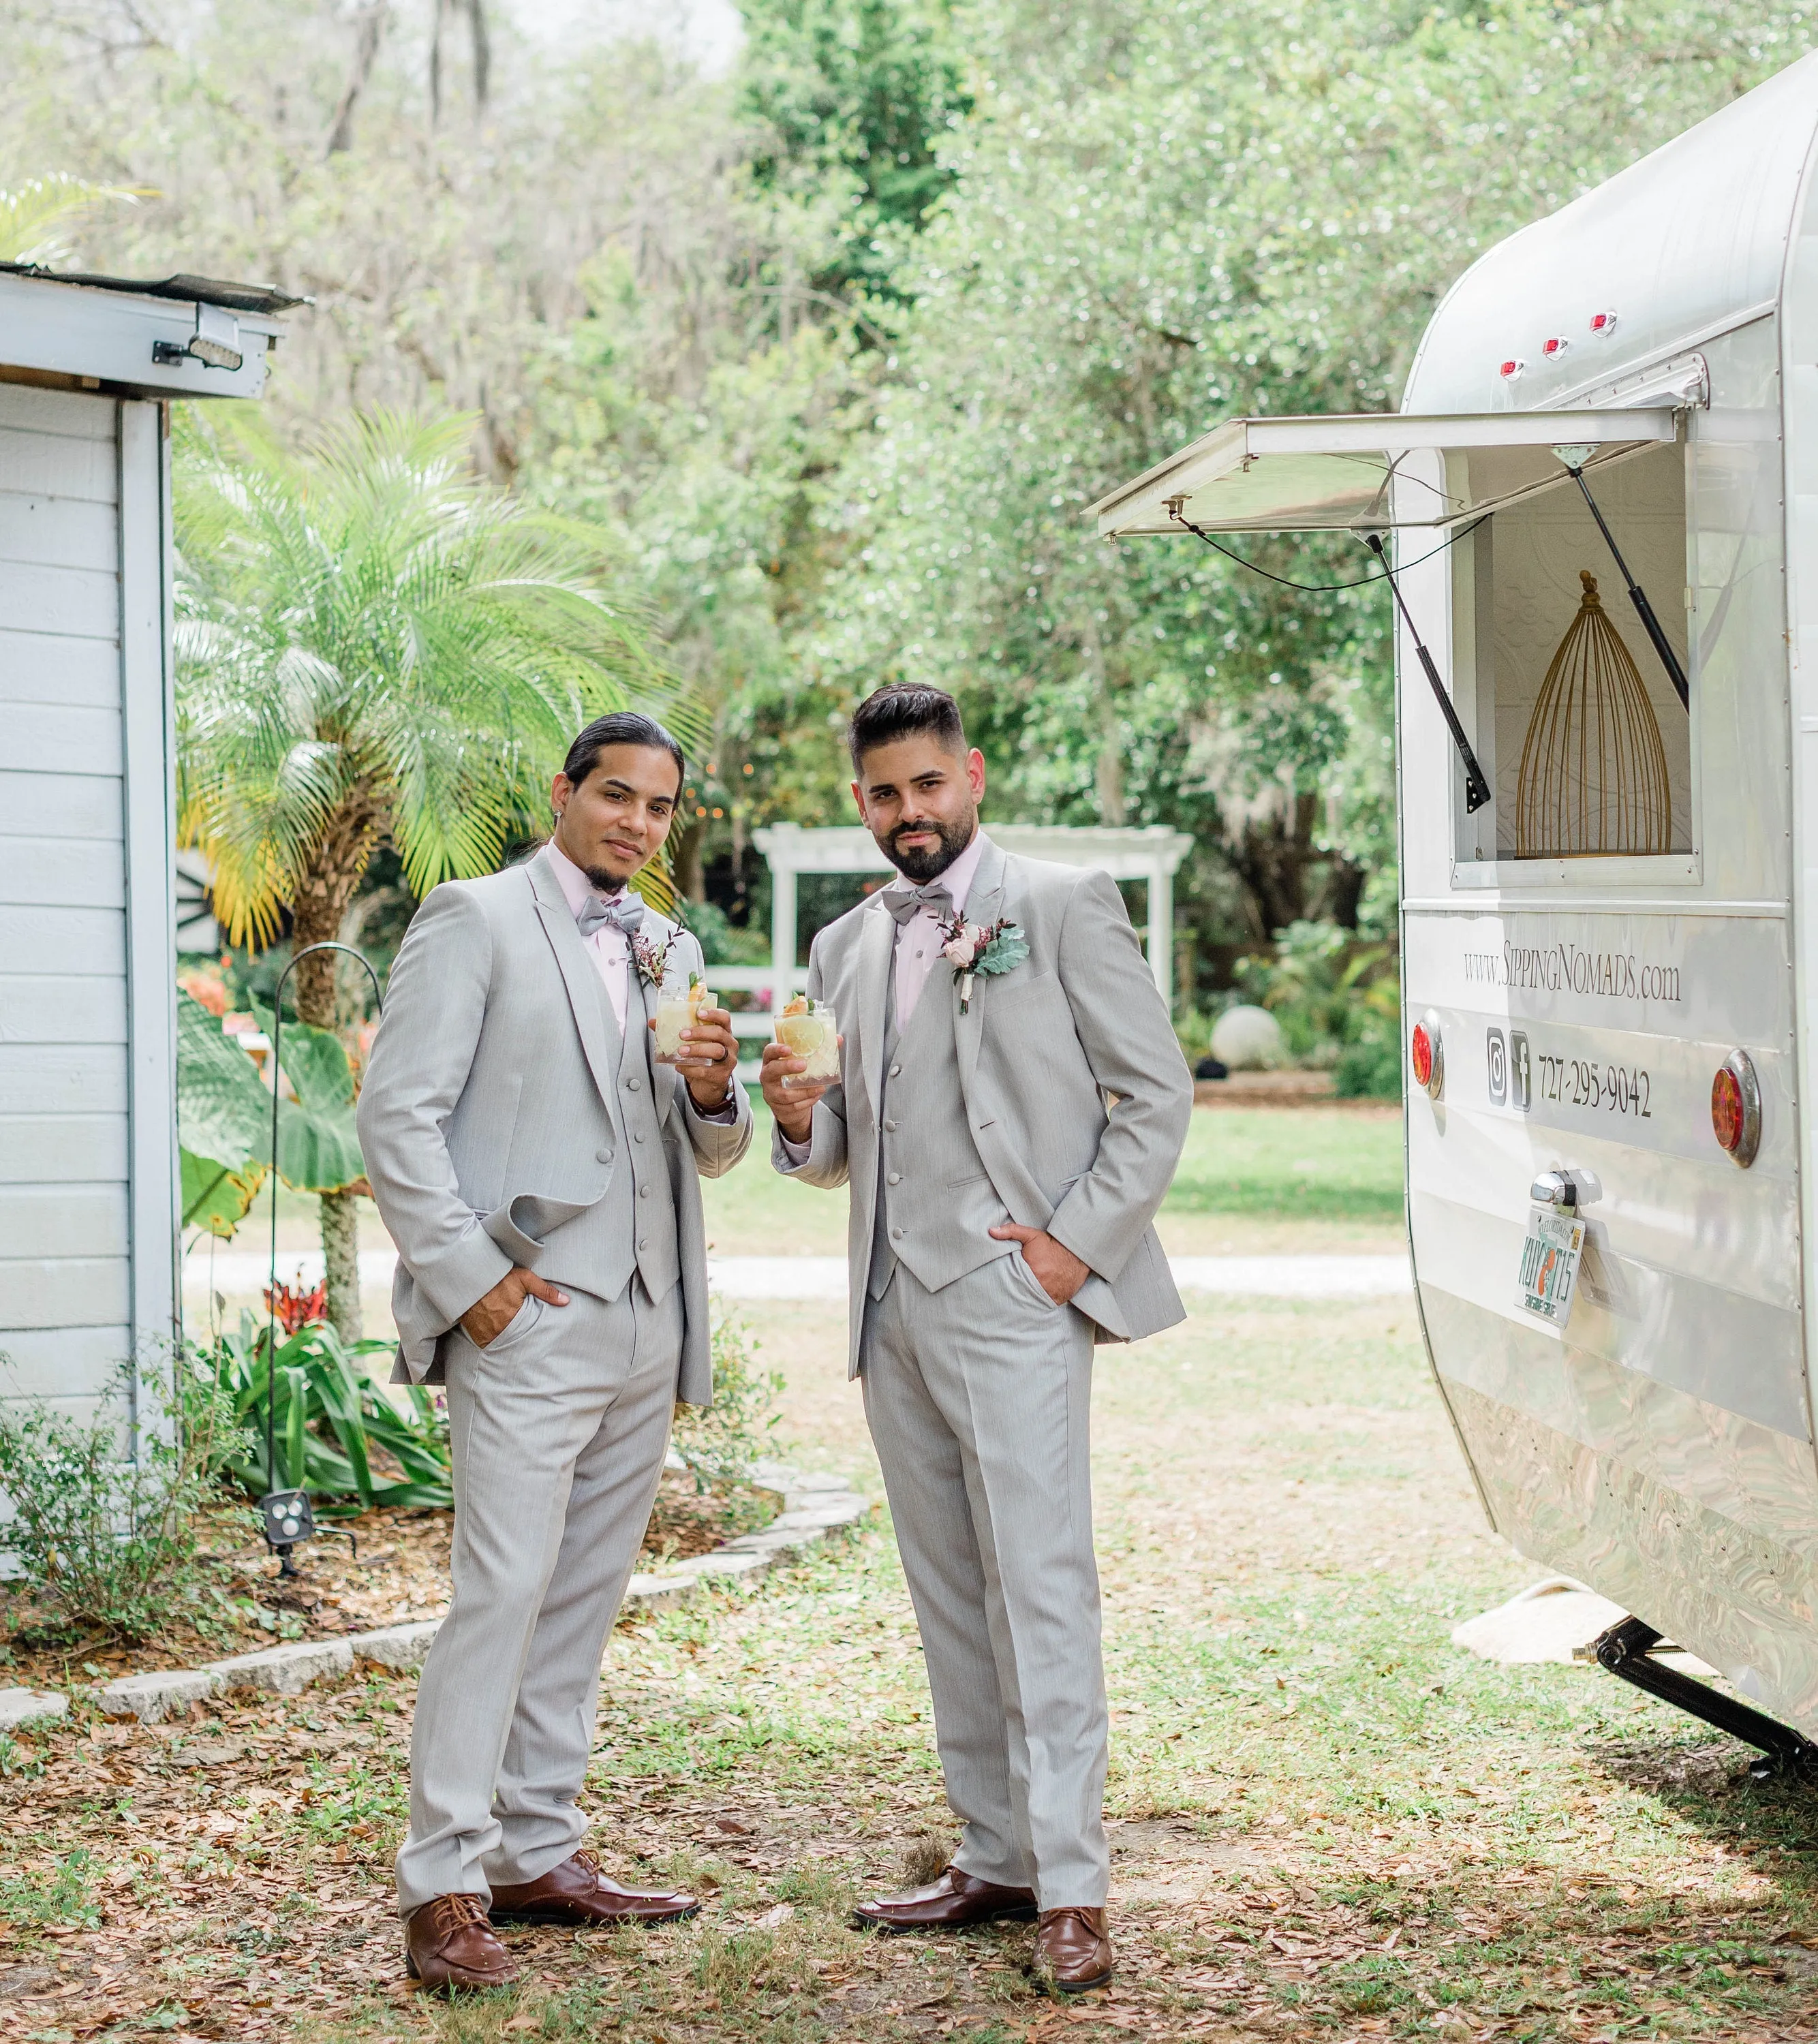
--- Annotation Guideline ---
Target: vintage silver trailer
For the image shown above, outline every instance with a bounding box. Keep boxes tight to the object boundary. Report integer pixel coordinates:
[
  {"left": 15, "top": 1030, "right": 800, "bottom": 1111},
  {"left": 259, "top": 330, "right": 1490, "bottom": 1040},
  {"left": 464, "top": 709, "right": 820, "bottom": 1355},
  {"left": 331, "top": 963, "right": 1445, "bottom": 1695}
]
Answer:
[
  {"left": 1092, "top": 51, "right": 1818, "bottom": 1749},
  {"left": 0, "top": 267, "right": 289, "bottom": 1434}
]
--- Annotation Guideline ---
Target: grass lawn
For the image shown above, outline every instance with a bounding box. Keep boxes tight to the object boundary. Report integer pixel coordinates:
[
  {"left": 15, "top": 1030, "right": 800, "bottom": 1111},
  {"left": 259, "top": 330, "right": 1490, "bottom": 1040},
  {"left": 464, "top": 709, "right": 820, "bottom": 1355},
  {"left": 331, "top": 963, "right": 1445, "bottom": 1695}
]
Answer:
[
  {"left": 698, "top": 1098, "right": 1410, "bottom": 1261},
  {"left": 5, "top": 1292, "right": 1817, "bottom": 2039}
]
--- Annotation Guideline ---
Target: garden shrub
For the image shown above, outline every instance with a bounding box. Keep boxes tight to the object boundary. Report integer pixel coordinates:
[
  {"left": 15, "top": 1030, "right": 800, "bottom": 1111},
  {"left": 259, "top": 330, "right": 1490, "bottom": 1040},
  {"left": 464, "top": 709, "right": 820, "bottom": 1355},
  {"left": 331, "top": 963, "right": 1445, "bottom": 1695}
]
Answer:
[
  {"left": 672, "top": 1302, "right": 784, "bottom": 1491},
  {"left": 0, "top": 1357, "right": 245, "bottom": 1643}
]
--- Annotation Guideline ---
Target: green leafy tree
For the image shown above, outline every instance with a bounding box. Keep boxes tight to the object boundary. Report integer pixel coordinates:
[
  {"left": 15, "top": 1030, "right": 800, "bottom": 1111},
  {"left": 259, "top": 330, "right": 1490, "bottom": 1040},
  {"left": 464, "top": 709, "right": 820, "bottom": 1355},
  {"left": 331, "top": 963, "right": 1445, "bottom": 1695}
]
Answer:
[
  {"left": 175, "top": 407, "right": 689, "bottom": 1339},
  {"left": 812, "top": 0, "right": 1818, "bottom": 961},
  {"left": 739, "top": 0, "right": 971, "bottom": 307}
]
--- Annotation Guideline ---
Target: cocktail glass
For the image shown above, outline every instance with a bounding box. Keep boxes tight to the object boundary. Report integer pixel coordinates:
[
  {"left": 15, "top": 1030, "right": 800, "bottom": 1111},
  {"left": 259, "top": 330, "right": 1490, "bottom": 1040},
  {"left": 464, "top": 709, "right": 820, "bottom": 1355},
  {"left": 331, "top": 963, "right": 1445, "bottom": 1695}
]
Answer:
[
  {"left": 653, "top": 981, "right": 711, "bottom": 1064},
  {"left": 775, "top": 1001, "right": 839, "bottom": 1085}
]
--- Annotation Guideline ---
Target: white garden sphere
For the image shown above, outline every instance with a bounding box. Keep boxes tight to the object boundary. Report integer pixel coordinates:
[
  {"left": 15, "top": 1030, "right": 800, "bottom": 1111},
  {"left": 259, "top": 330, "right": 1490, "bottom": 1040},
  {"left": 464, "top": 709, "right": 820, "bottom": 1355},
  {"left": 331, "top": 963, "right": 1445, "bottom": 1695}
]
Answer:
[{"left": 1210, "top": 1004, "right": 1284, "bottom": 1071}]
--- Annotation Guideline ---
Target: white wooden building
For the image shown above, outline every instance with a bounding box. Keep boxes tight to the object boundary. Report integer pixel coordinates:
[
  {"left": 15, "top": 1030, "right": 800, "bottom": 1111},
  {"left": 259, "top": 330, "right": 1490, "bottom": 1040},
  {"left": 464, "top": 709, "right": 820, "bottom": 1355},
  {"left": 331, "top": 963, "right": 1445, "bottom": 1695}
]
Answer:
[{"left": 0, "top": 266, "right": 290, "bottom": 1427}]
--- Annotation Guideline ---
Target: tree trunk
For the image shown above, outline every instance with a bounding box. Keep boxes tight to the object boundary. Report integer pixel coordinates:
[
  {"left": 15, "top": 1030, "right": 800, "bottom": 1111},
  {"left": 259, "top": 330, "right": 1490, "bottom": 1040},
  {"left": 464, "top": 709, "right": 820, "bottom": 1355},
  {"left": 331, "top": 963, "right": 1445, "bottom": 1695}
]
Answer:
[
  {"left": 325, "top": 2, "right": 384, "bottom": 157},
  {"left": 1227, "top": 789, "right": 1322, "bottom": 940},
  {"left": 290, "top": 790, "right": 385, "bottom": 1029},
  {"left": 319, "top": 1188, "right": 363, "bottom": 1346},
  {"left": 290, "top": 790, "right": 385, "bottom": 1344}
]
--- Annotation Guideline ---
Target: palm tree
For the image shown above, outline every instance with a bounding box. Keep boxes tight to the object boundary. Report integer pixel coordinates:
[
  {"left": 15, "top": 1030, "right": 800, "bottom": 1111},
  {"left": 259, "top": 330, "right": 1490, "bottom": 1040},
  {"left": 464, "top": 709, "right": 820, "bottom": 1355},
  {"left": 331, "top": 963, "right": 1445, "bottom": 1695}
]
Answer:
[
  {"left": 0, "top": 176, "right": 142, "bottom": 264},
  {"left": 176, "top": 409, "right": 696, "bottom": 1340}
]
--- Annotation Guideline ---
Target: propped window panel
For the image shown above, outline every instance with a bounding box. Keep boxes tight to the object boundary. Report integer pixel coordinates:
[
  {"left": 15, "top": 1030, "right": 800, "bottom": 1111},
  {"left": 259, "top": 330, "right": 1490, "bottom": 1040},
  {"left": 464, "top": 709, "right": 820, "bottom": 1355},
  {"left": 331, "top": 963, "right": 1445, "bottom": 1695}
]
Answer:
[{"left": 1089, "top": 408, "right": 1680, "bottom": 538}]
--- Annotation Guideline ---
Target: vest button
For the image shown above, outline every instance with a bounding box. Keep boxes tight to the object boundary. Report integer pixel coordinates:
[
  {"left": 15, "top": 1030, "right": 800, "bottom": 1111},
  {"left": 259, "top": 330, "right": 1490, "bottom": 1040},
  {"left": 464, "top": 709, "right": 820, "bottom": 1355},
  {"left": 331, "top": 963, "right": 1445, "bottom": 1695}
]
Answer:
[
  {"left": 638, "top": 1238, "right": 649, "bottom": 1251},
  {"left": 889, "top": 1064, "right": 902, "bottom": 1077},
  {"left": 887, "top": 1171, "right": 902, "bottom": 1186},
  {"left": 891, "top": 1226, "right": 905, "bottom": 1239},
  {"left": 634, "top": 1131, "right": 645, "bottom": 1143},
  {"left": 595, "top": 1147, "right": 610, "bottom": 1163},
  {"left": 638, "top": 1184, "right": 650, "bottom": 1198},
  {"left": 882, "top": 1119, "right": 897, "bottom": 1132},
  {"left": 625, "top": 1076, "right": 641, "bottom": 1090}
]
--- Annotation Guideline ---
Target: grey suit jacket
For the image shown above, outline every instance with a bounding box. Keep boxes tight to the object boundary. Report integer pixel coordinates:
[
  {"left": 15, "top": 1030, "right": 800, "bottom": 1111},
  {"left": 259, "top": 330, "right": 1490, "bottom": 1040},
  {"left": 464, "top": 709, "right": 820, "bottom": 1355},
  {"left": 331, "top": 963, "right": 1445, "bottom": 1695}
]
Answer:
[
  {"left": 357, "top": 846, "right": 752, "bottom": 1400},
  {"left": 774, "top": 836, "right": 1193, "bottom": 1374}
]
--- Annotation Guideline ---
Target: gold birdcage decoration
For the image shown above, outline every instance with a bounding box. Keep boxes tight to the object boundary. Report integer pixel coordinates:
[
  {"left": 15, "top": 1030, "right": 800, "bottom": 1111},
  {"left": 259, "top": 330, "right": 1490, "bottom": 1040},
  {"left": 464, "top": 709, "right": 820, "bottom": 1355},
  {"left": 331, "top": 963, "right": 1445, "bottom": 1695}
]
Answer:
[{"left": 1515, "top": 570, "right": 1671, "bottom": 858}]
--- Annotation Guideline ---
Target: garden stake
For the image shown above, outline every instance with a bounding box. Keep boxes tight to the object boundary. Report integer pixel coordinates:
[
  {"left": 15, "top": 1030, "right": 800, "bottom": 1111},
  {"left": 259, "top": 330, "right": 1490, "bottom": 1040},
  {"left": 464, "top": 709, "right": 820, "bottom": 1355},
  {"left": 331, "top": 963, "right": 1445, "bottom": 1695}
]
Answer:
[{"left": 264, "top": 941, "right": 383, "bottom": 1578}]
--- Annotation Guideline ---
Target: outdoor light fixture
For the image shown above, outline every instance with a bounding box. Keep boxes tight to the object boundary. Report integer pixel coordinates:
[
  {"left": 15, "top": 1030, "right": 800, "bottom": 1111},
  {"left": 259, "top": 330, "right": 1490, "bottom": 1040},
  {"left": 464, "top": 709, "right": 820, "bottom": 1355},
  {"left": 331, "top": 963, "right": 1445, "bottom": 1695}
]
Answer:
[
  {"left": 261, "top": 940, "right": 382, "bottom": 1578},
  {"left": 1711, "top": 1049, "right": 1761, "bottom": 1167},
  {"left": 1498, "top": 358, "right": 1526, "bottom": 380},
  {"left": 1590, "top": 309, "right": 1618, "bottom": 337},
  {"left": 1542, "top": 336, "right": 1570, "bottom": 358},
  {"left": 1410, "top": 1012, "right": 1444, "bottom": 1099},
  {"left": 151, "top": 302, "right": 245, "bottom": 373}
]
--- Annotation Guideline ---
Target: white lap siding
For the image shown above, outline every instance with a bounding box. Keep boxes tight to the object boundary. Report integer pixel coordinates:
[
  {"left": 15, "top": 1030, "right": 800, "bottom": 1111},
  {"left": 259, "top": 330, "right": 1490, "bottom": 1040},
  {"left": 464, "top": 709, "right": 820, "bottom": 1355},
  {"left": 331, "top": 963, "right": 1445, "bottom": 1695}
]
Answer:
[{"left": 0, "top": 384, "right": 176, "bottom": 1432}]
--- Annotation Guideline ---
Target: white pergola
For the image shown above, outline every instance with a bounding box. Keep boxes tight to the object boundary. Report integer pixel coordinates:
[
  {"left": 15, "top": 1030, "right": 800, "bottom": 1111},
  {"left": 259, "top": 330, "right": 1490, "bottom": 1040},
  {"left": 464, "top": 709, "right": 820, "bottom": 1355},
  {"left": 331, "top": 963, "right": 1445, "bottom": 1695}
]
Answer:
[{"left": 717, "top": 823, "right": 1190, "bottom": 1070}]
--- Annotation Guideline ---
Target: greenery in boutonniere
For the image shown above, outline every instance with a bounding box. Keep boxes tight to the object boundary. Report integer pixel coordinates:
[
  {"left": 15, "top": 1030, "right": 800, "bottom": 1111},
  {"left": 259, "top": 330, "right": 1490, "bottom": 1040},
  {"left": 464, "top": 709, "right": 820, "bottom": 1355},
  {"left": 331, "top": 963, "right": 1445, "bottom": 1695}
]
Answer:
[{"left": 939, "top": 916, "right": 1030, "bottom": 1013}]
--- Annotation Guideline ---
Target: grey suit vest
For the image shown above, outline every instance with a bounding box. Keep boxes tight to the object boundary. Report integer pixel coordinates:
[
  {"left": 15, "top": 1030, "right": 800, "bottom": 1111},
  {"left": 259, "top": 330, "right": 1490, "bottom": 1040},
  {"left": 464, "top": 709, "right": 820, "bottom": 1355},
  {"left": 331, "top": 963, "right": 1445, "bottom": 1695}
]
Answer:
[
  {"left": 538, "top": 961, "right": 681, "bottom": 1305},
  {"left": 867, "top": 958, "right": 1013, "bottom": 1301}
]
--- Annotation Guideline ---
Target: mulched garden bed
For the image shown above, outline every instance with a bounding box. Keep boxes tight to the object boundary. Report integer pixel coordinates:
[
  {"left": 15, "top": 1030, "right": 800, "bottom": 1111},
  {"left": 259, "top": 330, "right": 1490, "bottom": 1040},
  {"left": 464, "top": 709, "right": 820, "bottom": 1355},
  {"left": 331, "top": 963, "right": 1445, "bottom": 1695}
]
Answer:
[{"left": 0, "top": 1470, "right": 771, "bottom": 1696}]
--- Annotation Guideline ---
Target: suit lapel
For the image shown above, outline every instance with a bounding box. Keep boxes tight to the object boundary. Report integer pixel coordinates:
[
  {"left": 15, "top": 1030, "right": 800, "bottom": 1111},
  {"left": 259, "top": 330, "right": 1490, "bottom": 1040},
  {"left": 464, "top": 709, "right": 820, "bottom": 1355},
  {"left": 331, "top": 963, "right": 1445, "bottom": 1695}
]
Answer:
[
  {"left": 527, "top": 848, "right": 621, "bottom": 1118},
  {"left": 855, "top": 899, "right": 895, "bottom": 1114},
  {"left": 953, "top": 838, "right": 1008, "bottom": 1098}
]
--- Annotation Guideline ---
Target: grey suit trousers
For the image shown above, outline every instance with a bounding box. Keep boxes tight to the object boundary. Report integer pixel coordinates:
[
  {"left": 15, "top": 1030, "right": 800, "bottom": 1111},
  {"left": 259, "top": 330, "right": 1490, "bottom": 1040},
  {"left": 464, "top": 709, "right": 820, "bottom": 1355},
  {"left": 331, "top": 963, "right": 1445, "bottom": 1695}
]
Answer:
[
  {"left": 394, "top": 1279, "right": 681, "bottom": 1916},
  {"left": 861, "top": 1252, "right": 1108, "bottom": 1909}
]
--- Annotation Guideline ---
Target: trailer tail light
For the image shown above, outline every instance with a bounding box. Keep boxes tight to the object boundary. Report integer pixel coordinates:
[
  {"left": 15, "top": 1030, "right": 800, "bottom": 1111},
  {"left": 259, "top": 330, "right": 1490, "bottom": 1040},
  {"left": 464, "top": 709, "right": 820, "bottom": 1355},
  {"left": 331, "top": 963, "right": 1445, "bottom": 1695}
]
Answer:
[
  {"left": 1542, "top": 336, "right": 1569, "bottom": 357},
  {"left": 1411, "top": 1013, "right": 1444, "bottom": 1099},
  {"left": 1590, "top": 309, "right": 1618, "bottom": 337},
  {"left": 1499, "top": 358, "right": 1526, "bottom": 380},
  {"left": 1711, "top": 1050, "right": 1761, "bottom": 1167}
]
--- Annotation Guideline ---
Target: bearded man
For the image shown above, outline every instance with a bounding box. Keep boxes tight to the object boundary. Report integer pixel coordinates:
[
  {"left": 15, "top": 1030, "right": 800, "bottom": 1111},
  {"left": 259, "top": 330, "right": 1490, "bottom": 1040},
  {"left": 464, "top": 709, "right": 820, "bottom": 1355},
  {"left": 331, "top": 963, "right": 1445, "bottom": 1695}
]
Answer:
[
  {"left": 760, "top": 683, "right": 1192, "bottom": 1993},
  {"left": 358, "top": 711, "right": 752, "bottom": 1992}
]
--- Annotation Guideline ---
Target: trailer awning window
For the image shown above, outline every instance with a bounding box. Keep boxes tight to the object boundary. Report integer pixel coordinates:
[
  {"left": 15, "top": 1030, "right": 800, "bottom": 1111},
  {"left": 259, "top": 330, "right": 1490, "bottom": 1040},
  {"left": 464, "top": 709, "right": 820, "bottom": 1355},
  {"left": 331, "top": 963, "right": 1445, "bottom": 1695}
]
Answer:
[{"left": 1088, "top": 408, "right": 1680, "bottom": 538}]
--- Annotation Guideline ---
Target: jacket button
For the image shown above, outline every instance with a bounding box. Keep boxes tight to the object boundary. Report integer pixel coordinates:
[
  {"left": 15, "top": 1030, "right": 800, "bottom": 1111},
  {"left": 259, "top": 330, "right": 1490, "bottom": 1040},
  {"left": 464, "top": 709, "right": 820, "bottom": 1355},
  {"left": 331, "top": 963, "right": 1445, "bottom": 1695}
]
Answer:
[
  {"left": 889, "top": 1064, "right": 902, "bottom": 1078},
  {"left": 596, "top": 1147, "right": 610, "bottom": 1162},
  {"left": 625, "top": 1076, "right": 641, "bottom": 1091},
  {"left": 883, "top": 1119, "right": 897, "bottom": 1132},
  {"left": 891, "top": 1226, "right": 905, "bottom": 1239},
  {"left": 634, "top": 1131, "right": 645, "bottom": 1143},
  {"left": 638, "top": 1184, "right": 650, "bottom": 1198},
  {"left": 638, "top": 1237, "right": 649, "bottom": 1251},
  {"left": 887, "top": 1171, "right": 902, "bottom": 1186}
]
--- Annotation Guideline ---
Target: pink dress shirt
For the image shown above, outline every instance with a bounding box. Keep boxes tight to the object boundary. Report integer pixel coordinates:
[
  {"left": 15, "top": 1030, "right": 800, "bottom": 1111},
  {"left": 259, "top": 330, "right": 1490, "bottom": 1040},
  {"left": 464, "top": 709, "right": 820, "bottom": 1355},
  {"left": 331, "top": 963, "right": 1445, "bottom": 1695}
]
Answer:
[
  {"left": 544, "top": 839, "right": 739, "bottom": 1119},
  {"left": 545, "top": 839, "right": 634, "bottom": 1034},
  {"left": 884, "top": 828, "right": 990, "bottom": 1032}
]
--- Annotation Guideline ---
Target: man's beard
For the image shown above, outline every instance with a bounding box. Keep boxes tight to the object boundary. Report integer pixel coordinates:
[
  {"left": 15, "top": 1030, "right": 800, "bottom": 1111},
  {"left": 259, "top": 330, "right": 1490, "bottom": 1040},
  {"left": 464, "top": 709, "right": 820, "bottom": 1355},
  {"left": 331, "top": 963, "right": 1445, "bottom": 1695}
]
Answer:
[
  {"left": 880, "top": 809, "right": 976, "bottom": 884},
  {"left": 583, "top": 863, "right": 630, "bottom": 895}
]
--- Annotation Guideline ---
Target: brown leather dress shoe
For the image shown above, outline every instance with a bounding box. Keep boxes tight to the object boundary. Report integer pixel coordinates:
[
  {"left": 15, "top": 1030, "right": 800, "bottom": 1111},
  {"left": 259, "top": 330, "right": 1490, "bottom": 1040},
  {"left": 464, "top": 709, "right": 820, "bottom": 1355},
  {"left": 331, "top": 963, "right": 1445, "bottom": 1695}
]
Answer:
[
  {"left": 1035, "top": 1906, "right": 1113, "bottom": 1992},
  {"left": 852, "top": 1863, "right": 1038, "bottom": 1934},
  {"left": 405, "top": 1893, "right": 516, "bottom": 1993},
  {"left": 489, "top": 1848, "right": 700, "bottom": 1927}
]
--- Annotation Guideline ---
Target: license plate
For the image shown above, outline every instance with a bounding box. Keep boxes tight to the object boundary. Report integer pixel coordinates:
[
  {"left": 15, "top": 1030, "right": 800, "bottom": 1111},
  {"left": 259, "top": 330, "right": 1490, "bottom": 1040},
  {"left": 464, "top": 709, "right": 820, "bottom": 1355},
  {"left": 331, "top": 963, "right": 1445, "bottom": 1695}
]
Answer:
[{"left": 1517, "top": 1205, "right": 1586, "bottom": 1327}]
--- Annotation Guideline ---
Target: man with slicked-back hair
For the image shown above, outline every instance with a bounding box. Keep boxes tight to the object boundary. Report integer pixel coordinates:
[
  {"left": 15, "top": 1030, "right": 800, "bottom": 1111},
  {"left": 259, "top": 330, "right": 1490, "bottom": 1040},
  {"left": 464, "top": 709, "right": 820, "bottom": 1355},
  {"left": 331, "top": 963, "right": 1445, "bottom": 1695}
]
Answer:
[
  {"left": 762, "top": 684, "right": 1192, "bottom": 1994},
  {"left": 358, "top": 712, "right": 754, "bottom": 1992}
]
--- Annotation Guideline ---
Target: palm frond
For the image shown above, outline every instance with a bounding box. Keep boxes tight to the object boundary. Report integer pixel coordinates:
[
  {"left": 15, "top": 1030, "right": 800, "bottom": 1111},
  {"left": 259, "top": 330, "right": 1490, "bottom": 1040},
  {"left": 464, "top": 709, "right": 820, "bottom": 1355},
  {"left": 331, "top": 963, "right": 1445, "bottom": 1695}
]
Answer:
[
  {"left": 0, "top": 176, "right": 149, "bottom": 266},
  {"left": 176, "top": 407, "right": 698, "bottom": 935}
]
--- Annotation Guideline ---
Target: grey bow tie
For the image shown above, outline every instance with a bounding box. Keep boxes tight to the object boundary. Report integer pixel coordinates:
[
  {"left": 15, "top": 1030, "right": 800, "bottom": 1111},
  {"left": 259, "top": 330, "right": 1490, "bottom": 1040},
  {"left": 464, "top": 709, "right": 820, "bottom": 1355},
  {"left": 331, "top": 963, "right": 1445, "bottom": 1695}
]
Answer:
[
  {"left": 885, "top": 884, "right": 954, "bottom": 927},
  {"left": 575, "top": 891, "right": 645, "bottom": 941}
]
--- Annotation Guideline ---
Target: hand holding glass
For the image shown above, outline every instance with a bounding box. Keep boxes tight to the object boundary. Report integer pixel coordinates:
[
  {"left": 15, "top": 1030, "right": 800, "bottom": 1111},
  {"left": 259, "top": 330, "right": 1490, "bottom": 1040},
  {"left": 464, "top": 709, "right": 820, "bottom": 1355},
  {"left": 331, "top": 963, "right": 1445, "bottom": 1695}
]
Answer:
[
  {"left": 653, "top": 981, "right": 711, "bottom": 1064},
  {"left": 774, "top": 1002, "right": 839, "bottom": 1085}
]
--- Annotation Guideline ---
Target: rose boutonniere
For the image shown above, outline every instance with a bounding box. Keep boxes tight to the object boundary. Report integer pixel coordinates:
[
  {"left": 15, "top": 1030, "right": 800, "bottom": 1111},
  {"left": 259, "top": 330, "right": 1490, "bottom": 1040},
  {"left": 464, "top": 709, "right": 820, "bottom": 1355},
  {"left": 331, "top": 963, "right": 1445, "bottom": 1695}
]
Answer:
[
  {"left": 940, "top": 916, "right": 1030, "bottom": 1013},
  {"left": 632, "top": 931, "right": 676, "bottom": 989}
]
